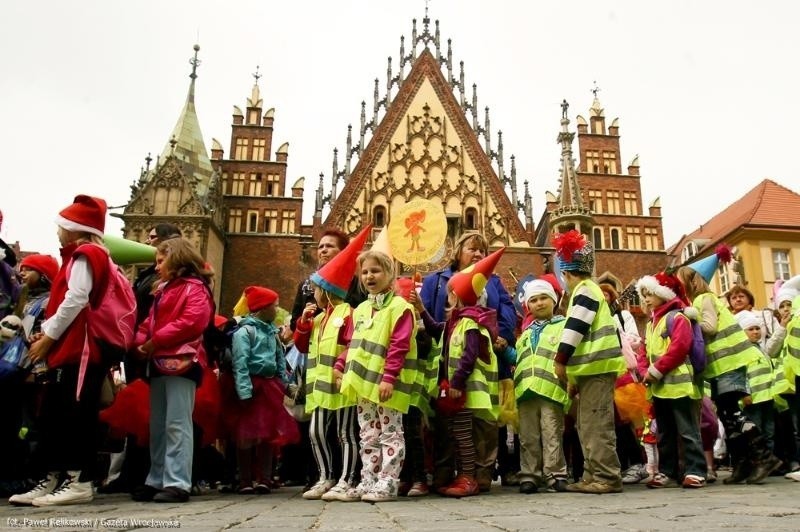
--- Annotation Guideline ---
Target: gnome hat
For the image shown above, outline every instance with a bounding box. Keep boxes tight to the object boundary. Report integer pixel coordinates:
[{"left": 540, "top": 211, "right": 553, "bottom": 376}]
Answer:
[
  {"left": 686, "top": 244, "right": 733, "bottom": 284},
  {"left": 56, "top": 194, "right": 107, "bottom": 238},
  {"left": 552, "top": 230, "right": 594, "bottom": 274},
  {"left": 449, "top": 247, "right": 505, "bottom": 306},
  {"left": 370, "top": 226, "right": 393, "bottom": 260},
  {"left": 19, "top": 254, "right": 60, "bottom": 283},
  {"left": 311, "top": 224, "right": 372, "bottom": 299},
  {"left": 636, "top": 271, "right": 687, "bottom": 304}
]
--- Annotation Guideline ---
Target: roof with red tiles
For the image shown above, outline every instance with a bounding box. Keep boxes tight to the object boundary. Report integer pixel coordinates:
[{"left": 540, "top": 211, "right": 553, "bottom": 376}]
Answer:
[{"left": 668, "top": 179, "right": 800, "bottom": 258}]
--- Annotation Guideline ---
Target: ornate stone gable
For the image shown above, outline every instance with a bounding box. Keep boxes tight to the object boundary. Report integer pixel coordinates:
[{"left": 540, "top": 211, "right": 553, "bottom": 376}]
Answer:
[{"left": 324, "top": 49, "right": 530, "bottom": 248}]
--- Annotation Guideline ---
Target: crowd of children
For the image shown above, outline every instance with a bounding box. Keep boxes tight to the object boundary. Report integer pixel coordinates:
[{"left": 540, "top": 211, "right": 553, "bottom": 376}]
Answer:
[{"left": 3, "top": 200, "right": 800, "bottom": 507}]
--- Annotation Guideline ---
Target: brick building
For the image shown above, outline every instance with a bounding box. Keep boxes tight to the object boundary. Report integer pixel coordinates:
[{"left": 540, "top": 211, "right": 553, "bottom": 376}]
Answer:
[
  {"left": 536, "top": 95, "right": 667, "bottom": 310},
  {"left": 120, "top": 20, "right": 668, "bottom": 317}
]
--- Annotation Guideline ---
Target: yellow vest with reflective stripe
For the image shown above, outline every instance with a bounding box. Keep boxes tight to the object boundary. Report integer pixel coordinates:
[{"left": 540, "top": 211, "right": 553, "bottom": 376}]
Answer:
[
  {"left": 409, "top": 324, "right": 435, "bottom": 416},
  {"left": 514, "top": 320, "right": 570, "bottom": 409},
  {"left": 340, "top": 294, "right": 418, "bottom": 413},
  {"left": 564, "top": 280, "right": 626, "bottom": 380},
  {"left": 694, "top": 293, "right": 761, "bottom": 379},
  {"left": 744, "top": 346, "right": 774, "bottom": 405},
  {"left": 645, "top": 313, "right": 701, "bottom": 400},
  {"left": 782, "top": 315, "right": 800, "bottom": 382},
  {"left": 447, "top": 318, "right": 499, "bottom": 420},
  {"left": 772, "top": 345, "right": 795, "bottom": 399},
  {"left": 305, "top": 303, "right": 354, "bottom": 412}
]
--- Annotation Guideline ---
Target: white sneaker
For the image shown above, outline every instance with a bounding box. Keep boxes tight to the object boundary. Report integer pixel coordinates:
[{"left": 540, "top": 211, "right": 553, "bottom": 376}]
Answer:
[
  {"left": 302, "top": 479, "right": 335, "bottom": 500},
  {"left": 9, "top": 473, "right": 59, "bottom": 506},
  {"left": 785, "top": 470, "right": 800, "bottom": 482},
  {"left": 32, "top": 472, "right": 93, "bottom": 506},
  {"left": 321, "top": 480, "right": 355, "bottom": 502}
]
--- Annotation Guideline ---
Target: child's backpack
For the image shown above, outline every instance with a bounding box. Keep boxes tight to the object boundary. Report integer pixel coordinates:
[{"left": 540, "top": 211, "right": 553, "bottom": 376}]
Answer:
[
  {"left": 206, "top": 317, "right": 254, "bottom": 370},
  {"left": 73, "top": 254, "right": 137, "bottom": 400},
  {"left": 661, "top": 309, "right": 706, "bottom": 375}
]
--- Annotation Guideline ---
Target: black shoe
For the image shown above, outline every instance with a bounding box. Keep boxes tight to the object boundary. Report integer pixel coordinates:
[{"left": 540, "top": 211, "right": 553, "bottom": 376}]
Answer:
[
  {"left": 254, "top": 483, "right": 271, "bottom": 494},
  {"left": 548, "top": 479, "right": 568, "bottom": 492},
  {"left": 723, "top": 460, "right": 752, "bottom": 485},
  {"left": 131, "top": 484, "right": 159, "bottom": 502},
  {"left": 519, "top": 481, "right": 538, "bottom": 494},
  {"left": 746, "top": 455, "right": 782, "bottom": 484},
  {"left": 153, "top": 486, "right": 190, "bottom": 503}
]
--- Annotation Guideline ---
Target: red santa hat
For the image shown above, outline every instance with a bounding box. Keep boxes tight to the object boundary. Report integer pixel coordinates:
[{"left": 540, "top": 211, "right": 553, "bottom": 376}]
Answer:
[
  {"left": 55, "top": 194, "right": 107, "bottom": 238},
  {"left": 311, "top": 224, "right": 372, "bottom": 299},
  {"left": 19, "top": 254, "right": 60, "bottom": 283},
  {"left": 244, "top": 286, "right": 279, "bottom": 313},
  {"left": 448, "top": 247, "right": 505, "bottom": 306},
  {"left": 636, "top": 271, "right": 687, "bottom": 303}
]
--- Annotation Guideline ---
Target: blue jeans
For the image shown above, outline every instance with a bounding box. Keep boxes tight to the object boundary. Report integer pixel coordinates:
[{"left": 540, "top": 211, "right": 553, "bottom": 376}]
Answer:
[
  {"left": 653, "top": 396, "right": 706, "bottom": 478},
  {"left": 146, "top": 376, "right": 196, "bottom": 491}
]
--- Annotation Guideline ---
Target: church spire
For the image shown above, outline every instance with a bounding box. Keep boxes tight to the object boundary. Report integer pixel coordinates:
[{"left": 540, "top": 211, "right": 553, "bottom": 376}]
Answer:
[
  {"left": 158, "top": 44, "right": 215, "bottom": 195},
  {"left": 549, "top": 99, "right": 593, "bottom": 235}
]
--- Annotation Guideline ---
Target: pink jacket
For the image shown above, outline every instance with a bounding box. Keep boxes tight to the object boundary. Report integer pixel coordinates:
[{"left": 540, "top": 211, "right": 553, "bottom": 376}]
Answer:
[{"left": 135, "top": 276, "right": 213, "bottom": 366}]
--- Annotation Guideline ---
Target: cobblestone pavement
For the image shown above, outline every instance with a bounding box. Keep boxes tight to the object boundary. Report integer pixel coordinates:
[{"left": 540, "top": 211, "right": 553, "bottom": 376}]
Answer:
[{"left": 3, "top": 475, "right": 800, "bottom": 531}]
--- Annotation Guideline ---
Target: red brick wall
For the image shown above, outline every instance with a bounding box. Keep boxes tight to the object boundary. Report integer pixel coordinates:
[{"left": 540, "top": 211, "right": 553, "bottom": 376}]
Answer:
[{"left": 220, "top": 234, "right": 316, "bottom": 318}]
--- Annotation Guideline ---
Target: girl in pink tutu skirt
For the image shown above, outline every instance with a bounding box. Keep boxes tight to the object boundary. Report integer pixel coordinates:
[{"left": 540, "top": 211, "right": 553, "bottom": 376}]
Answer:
[{"left": 231, "top": 286, "right": 299, "bottom": 494}]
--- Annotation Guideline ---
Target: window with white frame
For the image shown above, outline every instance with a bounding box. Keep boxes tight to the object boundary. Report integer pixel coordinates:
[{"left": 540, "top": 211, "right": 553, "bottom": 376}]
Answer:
[
  {"left": 246, "top": 210, "right": 259, "bottom": 233},
  {"left": 588, "top": 190, "right": 603, "bottom": 213},
  {"left": 773, "top": 249, "right": 791, "bottom": 280},
  {"left": 227, "top": 209, "right": 242, "bottom": 233},
  {"left": 718, "top": 263, "right": 731, "bottom": 293}
]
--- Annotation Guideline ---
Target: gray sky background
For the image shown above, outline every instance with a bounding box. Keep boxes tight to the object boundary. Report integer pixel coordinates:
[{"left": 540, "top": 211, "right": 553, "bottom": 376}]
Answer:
[{"left": 2, "top": 0, "right": 798, "bottom": 259}]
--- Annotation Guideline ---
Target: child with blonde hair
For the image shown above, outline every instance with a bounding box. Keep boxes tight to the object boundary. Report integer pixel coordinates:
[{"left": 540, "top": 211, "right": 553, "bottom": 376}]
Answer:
[{"left": 334, "top": 250, "right": 417, "bottom": 502}]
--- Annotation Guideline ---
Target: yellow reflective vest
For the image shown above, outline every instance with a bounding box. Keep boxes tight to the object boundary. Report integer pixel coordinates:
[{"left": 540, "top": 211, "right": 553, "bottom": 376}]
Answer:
[
  {"left": 340, "top": 294, "right": 418, "bottom": 413},
  {"left": 446, "top": 317, "right": 499, "bottom": 421},
  {"left": 563, "top": 279, "right": 626, "bottom": 381},
  {"left": 645, "top": 313, "right": 701, "bottom": 400},
  {"left": 694, "top": 293, "right": 761, "bottom": 379},
  {"left": 514, "top": 318, "right": 570, "bottom": 410},
  {"left": 305, "top": 303, "right": 354, "bottom": 412}
]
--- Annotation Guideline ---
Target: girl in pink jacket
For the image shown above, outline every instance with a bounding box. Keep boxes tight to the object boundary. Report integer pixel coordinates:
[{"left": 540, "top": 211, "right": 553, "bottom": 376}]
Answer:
[{"left": 132, "top": 238, "right": 213, "bottom": 504}]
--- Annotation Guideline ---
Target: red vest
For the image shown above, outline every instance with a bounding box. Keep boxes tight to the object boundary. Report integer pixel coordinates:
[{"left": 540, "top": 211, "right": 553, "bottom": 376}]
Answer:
[{"left": 45, "top": 242, "right": 110, "bottom": 368}]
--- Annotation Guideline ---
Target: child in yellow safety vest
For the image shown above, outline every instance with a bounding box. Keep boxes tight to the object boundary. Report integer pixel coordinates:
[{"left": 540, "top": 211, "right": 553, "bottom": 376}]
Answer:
[
  {"left": 334, "top": 249, "right": 417, "bottom": 503},
  {"left": 294, "top": 225, "right": 370, "bottom": 502},
  {"left": 677, "top": 246, "right": 780, "bottom": 485},
  {"left": 735, "top": 310, "right": 780, "bottom": 456},
  {"left": 411, "top": 248, "right": 504, "bottom": 498},
  {"left": 636, "top": 272, "right": 706, "bottom": 489},
  {"left": 513, "top": 278, "right": 570, "bottom": 494}
]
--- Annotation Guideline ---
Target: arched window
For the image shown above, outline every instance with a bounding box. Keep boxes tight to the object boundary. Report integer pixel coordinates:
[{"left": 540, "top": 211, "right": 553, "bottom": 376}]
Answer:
[
  {"left": 592, "top": 227, "right": 603, "bottom": 249},
  {"left": 373, "top": 205, "right": 386, "bottom": 228},
  {"left": 464, "top": 208, "right": 478, "bottom": 230}
]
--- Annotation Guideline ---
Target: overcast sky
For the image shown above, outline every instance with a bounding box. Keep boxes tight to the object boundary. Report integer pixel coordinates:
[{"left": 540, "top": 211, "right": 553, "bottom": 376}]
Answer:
[{"left": 2, "top": 0, "right": 798, "bottom": 259}]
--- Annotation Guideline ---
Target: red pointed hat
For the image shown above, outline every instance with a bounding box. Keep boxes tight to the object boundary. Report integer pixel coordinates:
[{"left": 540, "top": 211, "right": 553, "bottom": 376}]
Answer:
[
  {"left": 449, "top": 247, "right": 505, "bottom": 306},
  {"left": 311, "top": 224, "right": 372, "bottom": 299},
  {"left": 56, "top": 194, "right": 107, "bottom": 238}
]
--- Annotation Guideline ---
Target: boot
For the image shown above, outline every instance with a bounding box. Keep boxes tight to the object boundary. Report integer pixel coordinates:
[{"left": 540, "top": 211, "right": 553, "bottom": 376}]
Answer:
[
  {"left": 9, "top": 473, "right": 59, "bottom": 506},
  {"left": 32, "top": 471, "right": 93, "bottom": 506},
  {"left": 747, "top": 455, "right": 782, "bottom": 484},
  {"left": 723, "top": 459, "right": 752, "bottom": 484}
]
